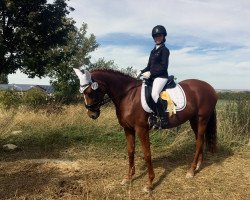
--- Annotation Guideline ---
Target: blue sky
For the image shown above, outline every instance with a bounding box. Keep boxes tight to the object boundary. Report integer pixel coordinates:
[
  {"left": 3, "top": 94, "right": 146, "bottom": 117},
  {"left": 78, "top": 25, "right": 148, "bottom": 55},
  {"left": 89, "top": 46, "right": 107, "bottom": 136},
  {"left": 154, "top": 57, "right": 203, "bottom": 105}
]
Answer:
[{"left": 9, "top": 0, "right": 250, "bottom": 89}]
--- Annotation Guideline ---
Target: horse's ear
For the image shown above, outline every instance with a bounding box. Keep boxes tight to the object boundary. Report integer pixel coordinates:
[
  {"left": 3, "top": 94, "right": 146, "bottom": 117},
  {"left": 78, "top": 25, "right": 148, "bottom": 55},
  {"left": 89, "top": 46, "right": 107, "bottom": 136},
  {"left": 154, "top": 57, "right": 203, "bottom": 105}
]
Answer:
[
  {"left": 84, "top": 70, "right": 92, "bottom": 82},
  {"left": 73, "top": 68, "right": 84, "bottom": 80}
]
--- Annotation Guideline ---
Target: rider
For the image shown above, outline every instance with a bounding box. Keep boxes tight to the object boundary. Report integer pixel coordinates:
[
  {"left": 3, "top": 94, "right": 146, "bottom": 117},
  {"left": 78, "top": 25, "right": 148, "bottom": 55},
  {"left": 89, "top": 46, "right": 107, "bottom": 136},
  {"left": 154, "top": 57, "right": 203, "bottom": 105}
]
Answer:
[{"left": 141, "top": 25, "right": 169, "bottom": 129}]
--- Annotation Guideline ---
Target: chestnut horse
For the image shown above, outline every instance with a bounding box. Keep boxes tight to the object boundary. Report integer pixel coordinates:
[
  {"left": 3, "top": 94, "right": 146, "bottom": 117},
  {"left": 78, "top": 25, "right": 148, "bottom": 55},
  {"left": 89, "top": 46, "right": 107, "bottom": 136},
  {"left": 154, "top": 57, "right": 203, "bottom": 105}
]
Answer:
[{"left": 73, "top": 68, "right": 218, "bottom": 192}]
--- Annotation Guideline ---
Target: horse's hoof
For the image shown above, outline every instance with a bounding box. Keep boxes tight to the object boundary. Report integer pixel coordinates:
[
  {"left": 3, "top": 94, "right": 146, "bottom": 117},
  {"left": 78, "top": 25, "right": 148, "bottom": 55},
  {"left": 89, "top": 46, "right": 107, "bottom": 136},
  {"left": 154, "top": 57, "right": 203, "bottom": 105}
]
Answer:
[
  {"left": 186, "top": 170, "right": 194, "bottom": 179},
  {"left": 142, "top": 186, "right": 152, "bottom": 193},
  {"left": 121, "top": 178, "right": 131, "bottom": 186},
  {"left": 195, "top": 162, "right": 202, "bottom": 171}
]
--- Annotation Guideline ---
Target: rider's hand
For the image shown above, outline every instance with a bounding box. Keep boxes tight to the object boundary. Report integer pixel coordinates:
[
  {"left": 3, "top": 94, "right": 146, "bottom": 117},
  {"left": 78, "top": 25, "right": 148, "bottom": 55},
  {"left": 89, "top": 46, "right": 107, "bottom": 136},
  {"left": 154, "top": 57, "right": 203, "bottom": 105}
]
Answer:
[
  {"left": 142, "top": 71, "right": 151, "bottom": 79},
  {"left": 136, "top": 71, "right": 142, "bottom": 79}
]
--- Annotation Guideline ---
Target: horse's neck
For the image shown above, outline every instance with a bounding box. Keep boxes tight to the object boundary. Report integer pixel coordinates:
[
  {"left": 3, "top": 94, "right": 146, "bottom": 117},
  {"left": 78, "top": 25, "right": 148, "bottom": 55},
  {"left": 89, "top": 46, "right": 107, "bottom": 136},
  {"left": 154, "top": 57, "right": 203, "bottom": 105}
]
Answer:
[{"left": 92, "top": 71, "right": 138, "bottom": 102}]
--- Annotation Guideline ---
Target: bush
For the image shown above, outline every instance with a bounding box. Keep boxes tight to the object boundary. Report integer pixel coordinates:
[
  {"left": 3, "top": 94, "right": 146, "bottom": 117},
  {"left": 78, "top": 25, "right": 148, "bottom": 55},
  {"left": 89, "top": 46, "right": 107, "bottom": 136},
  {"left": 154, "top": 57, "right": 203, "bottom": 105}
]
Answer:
[
  {"left": 0, "top": 90, "right": 22, "bottom": 109},
  {"left": 218, "top": 91, "right": 250, "bottom": 101},
  {"left": 22, "top": 88, "right": 48, "bottom": 109}
]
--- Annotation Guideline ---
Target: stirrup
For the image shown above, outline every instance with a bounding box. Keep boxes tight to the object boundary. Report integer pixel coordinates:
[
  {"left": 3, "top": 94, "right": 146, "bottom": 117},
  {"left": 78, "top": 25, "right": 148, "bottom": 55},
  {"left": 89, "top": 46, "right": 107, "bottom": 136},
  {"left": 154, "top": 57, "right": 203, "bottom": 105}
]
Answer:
[
  {"left": 148, "top": 114, "right": 157, "bottom": 128},
  {"left": 154, "top": 117, "right": 168, "bottom": 129}
]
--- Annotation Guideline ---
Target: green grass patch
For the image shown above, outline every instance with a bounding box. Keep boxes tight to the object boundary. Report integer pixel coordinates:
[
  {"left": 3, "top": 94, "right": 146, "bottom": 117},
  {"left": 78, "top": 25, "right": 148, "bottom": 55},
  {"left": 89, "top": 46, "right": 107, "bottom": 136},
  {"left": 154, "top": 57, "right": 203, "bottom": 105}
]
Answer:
[{"left": 0, "top": 97, "right": 249, "bottom": 160}]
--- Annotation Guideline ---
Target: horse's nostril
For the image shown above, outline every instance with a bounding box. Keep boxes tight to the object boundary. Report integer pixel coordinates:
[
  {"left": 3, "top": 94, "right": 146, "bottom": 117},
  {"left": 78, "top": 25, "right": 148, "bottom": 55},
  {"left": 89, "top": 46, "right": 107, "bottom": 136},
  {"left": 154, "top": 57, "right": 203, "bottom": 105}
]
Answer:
[
  {"left": 91, "top": 115, "right": 98, "bottom": 120},
  {"left": 88, "top": 111, "right": 100, "bottom": 120},
  {"left": 91, "top": 115, "right": 96, "bottom": 119}
]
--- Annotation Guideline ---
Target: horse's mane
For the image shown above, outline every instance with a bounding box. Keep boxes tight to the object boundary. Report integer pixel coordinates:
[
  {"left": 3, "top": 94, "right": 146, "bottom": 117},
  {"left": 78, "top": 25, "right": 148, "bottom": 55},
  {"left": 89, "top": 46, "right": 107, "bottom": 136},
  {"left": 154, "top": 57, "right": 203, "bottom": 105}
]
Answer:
[{"left": 91, "top": 68, "right": 137, "bottom": 81}]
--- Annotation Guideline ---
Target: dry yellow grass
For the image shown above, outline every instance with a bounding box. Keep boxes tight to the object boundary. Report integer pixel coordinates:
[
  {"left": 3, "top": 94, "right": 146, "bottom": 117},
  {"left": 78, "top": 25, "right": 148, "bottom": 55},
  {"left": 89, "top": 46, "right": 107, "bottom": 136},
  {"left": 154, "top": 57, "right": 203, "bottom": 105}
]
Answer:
[
  {"left": 0, "top": 149, "right": 249, "bottom": 199},
  {"left": 0, "top": 104, "right": 249, "bottom": 199}
]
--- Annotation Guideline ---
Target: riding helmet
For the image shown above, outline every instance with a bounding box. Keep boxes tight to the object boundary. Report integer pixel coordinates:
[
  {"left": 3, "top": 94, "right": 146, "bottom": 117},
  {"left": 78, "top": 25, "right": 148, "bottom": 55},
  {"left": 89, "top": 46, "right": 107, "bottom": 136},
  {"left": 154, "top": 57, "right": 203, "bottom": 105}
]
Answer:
[{"left": 152, "top": 25, "right": 167, "bottom": 37}]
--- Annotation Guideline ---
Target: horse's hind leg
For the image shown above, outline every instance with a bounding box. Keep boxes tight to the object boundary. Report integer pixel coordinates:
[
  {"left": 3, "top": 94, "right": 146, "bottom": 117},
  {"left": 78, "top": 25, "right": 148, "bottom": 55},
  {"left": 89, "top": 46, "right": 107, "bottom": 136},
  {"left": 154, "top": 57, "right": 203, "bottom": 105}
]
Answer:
[
  {"left": 186, "top": 117, "right": 206, "bottom": 178},
  {"left": 189, "top": 117, "right": 203, "bottom": 171}
]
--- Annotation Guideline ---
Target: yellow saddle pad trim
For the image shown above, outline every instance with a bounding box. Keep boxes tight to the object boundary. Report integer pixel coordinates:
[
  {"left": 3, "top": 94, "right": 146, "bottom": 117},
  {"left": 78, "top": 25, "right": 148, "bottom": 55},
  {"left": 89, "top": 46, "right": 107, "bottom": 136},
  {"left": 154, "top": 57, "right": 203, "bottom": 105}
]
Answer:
[{"left": 160, "top": 91, "right": 176, "bottom": 117}]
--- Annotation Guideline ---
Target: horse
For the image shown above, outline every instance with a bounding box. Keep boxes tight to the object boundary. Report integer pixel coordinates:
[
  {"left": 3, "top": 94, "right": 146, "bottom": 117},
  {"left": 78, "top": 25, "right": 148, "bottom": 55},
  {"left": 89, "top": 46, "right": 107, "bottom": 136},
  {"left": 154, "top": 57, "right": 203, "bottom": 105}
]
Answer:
[{"left": 73, "top": 68, "right": 218, "bottom": 193}]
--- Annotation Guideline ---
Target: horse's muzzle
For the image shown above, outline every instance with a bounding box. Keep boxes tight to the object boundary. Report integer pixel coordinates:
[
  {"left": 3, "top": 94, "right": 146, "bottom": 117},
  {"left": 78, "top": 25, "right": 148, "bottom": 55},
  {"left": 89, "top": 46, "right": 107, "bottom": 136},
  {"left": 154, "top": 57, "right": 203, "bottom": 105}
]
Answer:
[{"left": 87, "top": 109, "right": 100, "bottom": 119}]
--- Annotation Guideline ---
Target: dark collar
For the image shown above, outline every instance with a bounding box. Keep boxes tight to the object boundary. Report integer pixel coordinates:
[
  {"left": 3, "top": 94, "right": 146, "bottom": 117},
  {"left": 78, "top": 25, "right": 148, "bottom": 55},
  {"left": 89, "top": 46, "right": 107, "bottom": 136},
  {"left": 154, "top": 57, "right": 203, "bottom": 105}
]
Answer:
[{"left": 153, "top": 44, "right": 165, "bottom": 51}]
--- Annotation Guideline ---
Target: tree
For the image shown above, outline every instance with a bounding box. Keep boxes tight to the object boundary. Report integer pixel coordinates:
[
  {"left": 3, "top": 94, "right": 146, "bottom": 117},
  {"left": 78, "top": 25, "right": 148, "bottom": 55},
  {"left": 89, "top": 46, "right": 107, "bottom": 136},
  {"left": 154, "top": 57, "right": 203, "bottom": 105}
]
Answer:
[
  {"left": 0, "top": 73, "right": 8, "bottom": 83},
  {"left": 0, "top": 0, "right": 76, "bottom": 77},
  {"left": 49, "top": 23, "right": 99, "bottom": 103},
  {"left": 89, "top": 58, "right": 138, "bottom": 77},
  {"left": 121, "top": 66, "right": 137, "bottom": 77},
  {"left": 22, "top": 88, "right": 47, "bottom": 109},
  {"left": 88, "top": 58, "right": 118, "bottom": 70}
]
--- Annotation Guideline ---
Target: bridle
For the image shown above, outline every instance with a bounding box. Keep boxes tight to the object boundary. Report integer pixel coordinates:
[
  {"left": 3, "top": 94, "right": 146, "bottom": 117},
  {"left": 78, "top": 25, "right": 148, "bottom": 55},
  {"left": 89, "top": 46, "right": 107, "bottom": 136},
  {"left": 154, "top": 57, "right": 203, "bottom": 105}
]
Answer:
[
  {"left": 79, "top": 82, "right": 111, "bottom": 112},
  {"left": 80, "top": 81, "right": 141, "bottom": 112},
  {"left": 85, "top": 95, "right": 111, "bottom": 112}
]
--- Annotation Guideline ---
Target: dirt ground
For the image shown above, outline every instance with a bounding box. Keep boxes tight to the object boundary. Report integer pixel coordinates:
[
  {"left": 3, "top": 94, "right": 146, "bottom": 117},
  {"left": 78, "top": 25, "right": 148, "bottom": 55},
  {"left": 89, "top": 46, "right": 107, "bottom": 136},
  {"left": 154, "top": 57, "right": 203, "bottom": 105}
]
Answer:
[{"left": 0, "top": 146, "right": 249, "bottom": 200}]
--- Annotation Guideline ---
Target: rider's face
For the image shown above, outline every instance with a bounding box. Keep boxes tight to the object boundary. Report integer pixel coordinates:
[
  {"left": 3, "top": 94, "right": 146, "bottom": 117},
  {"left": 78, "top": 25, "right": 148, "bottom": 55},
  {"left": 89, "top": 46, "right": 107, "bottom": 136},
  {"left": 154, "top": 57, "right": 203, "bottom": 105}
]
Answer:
[{"left": 153, "top": 34, "right": 164, "bottom": 45}]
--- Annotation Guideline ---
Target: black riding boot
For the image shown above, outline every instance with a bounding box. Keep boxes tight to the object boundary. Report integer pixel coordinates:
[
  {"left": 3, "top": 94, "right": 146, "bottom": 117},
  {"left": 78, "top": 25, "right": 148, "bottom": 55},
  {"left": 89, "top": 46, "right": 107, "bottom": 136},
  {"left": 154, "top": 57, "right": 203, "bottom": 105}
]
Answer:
[{"left": 155, "top": 98, "right": 168, "bottom": 129}]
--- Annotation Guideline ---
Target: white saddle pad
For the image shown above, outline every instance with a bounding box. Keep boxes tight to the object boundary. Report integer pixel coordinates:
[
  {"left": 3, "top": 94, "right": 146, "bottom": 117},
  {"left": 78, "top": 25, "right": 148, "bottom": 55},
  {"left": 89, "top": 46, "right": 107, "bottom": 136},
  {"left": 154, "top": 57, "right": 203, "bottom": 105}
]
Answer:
[{"left": 141, "top": 83, "right": 186, "bottom": 113}]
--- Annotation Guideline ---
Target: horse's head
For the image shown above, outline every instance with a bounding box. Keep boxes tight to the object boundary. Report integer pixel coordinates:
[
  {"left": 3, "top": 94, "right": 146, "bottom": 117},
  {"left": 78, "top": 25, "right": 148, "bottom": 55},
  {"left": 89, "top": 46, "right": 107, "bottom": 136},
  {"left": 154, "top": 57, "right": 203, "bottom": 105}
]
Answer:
[{"left": 73, "top": 68, "right": 106, "bottom": 119}]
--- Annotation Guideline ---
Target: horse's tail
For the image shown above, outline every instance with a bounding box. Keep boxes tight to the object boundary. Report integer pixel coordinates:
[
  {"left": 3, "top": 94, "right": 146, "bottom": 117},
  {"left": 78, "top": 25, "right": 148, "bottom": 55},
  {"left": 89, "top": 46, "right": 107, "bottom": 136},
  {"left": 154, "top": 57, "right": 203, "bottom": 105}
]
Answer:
[{"left": 205, "top": 109, "right": 217, "bottom": 153}]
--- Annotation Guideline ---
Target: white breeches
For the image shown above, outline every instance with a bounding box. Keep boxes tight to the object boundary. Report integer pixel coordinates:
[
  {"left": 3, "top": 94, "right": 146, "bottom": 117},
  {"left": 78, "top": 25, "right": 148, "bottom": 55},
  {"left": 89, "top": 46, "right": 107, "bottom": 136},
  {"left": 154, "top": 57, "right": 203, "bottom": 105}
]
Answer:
[{"left": 152, "top": 77, "right": 168, "bottom": 103}]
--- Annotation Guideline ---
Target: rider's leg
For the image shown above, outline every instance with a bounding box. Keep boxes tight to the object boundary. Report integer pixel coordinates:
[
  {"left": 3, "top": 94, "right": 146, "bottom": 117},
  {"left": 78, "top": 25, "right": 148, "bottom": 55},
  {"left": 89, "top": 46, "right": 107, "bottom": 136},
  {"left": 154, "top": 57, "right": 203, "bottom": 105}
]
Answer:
[
  {"left": 156, "top": 98, "right": 168, "bottom": 129},
  {"left": 151, "top": 78, "right": 168, "bottom": 129},
  {"left": 151, "top": 77, "right": 168, "bottom": 103}
]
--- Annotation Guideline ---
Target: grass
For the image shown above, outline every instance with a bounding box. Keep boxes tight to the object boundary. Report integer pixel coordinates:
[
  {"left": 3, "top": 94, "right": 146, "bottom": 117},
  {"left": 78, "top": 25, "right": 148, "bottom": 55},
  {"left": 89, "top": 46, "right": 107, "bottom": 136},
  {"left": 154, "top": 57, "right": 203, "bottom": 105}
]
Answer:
[
  {"left": 0, "top": 99, "right": 249, "bottom": 199},
  {"left": 216, "top": 100, "right": 249, "bottom": 150}
]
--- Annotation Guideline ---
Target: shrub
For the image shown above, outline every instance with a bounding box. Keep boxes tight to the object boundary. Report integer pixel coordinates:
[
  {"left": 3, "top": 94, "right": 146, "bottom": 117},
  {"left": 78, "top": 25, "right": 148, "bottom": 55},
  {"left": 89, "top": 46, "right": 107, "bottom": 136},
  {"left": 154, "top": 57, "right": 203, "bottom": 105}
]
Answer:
[
  {"left": 0, "top": 90, "right": 22, "bottom": 109},
  {"left": 218, "top": 91, "right": 250, "bottom": 101},
  {"left": 22, "top": 88, "right": 48, "bottom": 109}
]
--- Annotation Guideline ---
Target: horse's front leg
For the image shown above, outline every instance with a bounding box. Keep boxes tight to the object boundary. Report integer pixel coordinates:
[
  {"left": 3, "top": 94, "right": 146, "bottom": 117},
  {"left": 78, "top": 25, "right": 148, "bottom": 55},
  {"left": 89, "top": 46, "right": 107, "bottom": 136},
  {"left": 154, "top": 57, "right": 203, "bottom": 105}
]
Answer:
[
  {"left": 121, "top": 127, "right": 135, "bottom": 185},
  {"left": 136, "top": 126, "right": 155, "bottom": 193}
]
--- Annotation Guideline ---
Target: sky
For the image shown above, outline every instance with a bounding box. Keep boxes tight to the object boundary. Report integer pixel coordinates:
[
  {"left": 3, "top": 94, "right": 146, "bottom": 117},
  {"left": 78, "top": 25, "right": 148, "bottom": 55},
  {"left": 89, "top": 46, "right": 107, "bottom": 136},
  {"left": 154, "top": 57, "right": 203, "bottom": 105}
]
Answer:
[{"left": 8, "top": 0, "right": 250, "bottom": 90}]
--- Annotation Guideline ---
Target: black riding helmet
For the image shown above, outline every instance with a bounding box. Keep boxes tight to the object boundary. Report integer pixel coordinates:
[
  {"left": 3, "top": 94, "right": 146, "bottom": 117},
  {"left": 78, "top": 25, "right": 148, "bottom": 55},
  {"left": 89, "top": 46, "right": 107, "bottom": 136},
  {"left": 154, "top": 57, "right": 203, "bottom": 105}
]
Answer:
[{"left": 152, "top": 25, "right": 167, "bottom": 38}]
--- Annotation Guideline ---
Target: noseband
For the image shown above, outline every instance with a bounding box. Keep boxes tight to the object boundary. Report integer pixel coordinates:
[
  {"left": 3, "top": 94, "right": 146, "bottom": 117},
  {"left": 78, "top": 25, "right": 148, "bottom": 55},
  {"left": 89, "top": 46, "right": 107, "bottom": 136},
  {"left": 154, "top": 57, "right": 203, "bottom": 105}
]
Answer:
[{"left": 84, "top": 96, "right": 111, "bottom": 112}]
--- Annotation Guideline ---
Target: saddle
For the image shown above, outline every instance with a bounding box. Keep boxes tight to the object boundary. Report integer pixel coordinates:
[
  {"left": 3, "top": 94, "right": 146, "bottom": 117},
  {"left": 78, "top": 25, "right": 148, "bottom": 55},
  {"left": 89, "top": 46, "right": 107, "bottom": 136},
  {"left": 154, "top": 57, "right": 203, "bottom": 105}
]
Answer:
[{"left": 144, "top": 75, "right": 176, "bottom": 114}]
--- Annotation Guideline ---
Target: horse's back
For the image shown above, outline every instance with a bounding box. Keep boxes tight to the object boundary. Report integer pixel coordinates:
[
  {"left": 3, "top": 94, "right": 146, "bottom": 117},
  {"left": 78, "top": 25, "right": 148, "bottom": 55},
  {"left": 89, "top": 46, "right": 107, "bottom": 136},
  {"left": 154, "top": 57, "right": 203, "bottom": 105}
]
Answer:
[
  {"left": 179, "top": 79, "right": 218, "bottom": 113},
  {"left": 179, "top": 79, "right": 217, "bottom": 98}
]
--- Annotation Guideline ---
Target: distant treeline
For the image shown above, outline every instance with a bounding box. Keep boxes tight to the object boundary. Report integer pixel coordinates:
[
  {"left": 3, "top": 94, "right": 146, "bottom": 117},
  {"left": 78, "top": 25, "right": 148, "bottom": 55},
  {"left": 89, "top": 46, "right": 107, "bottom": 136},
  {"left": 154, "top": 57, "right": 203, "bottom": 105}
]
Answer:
[{"left": 217, "top": 91, "right": 250, "bottom": 100}]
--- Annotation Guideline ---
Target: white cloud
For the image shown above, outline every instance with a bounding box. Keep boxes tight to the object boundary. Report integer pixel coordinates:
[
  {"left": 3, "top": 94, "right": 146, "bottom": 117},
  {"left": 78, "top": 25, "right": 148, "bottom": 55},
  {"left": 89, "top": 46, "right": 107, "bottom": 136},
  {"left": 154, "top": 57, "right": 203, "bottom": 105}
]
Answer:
[
  {"left": 89, "top": 43, "right": 250, "bottom": 89},
  {"left": 9, "top": 0, "right": 250, "bottom": 89},
  {"left": 170, "top": 46, "right": 250, "bottom": 89},
  {"left": 8, "top": 70, "right": 50, "bottom": 85},
  {"left": 69, "top": 0, "right": 250, "bottom": 45},
  {"left": 90, "top": 45, "right": 148, "bottom": 69}
]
